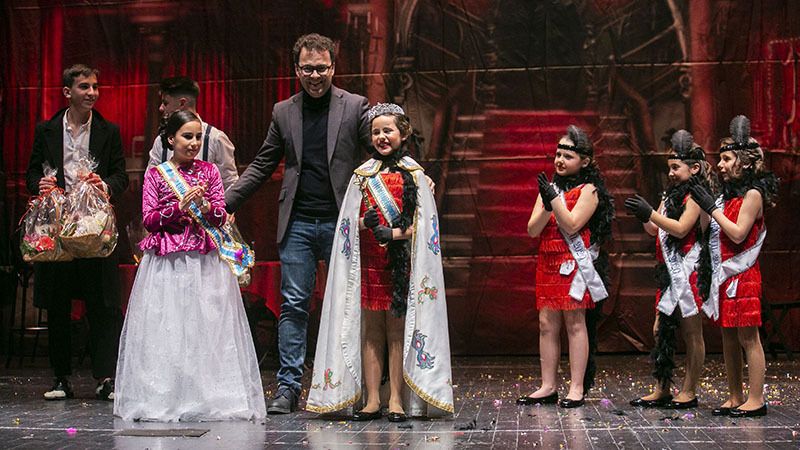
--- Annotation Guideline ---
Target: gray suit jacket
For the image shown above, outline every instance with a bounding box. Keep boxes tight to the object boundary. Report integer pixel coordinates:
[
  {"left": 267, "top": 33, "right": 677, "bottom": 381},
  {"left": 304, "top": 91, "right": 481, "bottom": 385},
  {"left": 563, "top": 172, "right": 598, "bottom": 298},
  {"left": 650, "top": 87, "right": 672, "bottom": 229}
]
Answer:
[{"left": 225, "top": 86, "right": 370, "bottom": 243}]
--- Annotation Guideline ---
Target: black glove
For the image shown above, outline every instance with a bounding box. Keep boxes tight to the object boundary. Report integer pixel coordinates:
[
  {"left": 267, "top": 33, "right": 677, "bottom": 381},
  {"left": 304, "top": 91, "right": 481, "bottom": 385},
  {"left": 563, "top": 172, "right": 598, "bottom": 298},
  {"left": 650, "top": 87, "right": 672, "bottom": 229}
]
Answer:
[
  {"left": 624, "top": 194, "right": 653, "bottom": 223},
  {"left": 371, "top": 225, "right": 393, "bottom": 244},
  {"left": 537, "top": 172, "right": 556, "bottom": 211},
  {"left": 363, "top": 207, "right": 380, "bottom": 228},
  {"left": 688, "top": 178, "right": 718, "bottom": 215}
]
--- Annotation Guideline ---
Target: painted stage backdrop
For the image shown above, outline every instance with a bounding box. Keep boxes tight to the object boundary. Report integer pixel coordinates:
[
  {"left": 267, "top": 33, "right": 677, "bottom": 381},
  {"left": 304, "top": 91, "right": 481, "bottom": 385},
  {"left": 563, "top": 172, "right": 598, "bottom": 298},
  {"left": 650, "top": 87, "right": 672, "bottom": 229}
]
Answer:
[{"left": 2, "top": 0, "right": 799, "bottom": 355}]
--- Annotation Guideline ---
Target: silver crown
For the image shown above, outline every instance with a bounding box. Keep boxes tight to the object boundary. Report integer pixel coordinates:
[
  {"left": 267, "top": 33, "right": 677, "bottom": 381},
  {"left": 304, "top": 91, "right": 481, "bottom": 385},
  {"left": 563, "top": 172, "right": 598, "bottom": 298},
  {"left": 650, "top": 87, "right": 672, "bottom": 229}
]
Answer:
[{"left": 367, "top": 103, "right": 405, "bottom": 122}]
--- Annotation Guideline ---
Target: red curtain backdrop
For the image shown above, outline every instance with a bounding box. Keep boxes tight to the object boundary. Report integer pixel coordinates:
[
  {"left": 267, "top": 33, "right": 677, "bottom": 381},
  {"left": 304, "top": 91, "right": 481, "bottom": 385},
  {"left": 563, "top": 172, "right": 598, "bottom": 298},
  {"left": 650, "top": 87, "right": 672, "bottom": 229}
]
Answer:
[{"left": 3, "top": 0, "right": 800, "bottom": 355}]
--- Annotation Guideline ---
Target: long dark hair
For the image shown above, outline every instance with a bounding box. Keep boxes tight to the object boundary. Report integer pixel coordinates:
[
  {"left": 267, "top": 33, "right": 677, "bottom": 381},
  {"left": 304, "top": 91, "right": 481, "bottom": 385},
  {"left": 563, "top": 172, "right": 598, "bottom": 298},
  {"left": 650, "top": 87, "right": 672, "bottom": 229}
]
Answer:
[{"left": 160, "top": 110, "right": 201, "bottom": 150}]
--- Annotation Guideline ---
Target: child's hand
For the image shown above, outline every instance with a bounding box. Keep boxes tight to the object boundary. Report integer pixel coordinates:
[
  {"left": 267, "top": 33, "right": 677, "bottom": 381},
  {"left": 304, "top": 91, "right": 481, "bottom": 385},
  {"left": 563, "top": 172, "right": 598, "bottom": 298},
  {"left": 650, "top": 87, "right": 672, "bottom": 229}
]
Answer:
[
  {"left": 688, "top": 178, "right": 718, "bottom": 215},
  {"left": 363, "top": 207, "right": 380, "bottom": 228},
  {"left": 180, "top": 186, "right": 205, "bottom": 211},
  {"left": 624, "top": 194, "right": 653, "bottom": 223},
  {"left": 371, "top": 225, "right": 393, "bottom": 244},
  {"left": 537, "top": 173, "right": 556, "bottom": 211}
]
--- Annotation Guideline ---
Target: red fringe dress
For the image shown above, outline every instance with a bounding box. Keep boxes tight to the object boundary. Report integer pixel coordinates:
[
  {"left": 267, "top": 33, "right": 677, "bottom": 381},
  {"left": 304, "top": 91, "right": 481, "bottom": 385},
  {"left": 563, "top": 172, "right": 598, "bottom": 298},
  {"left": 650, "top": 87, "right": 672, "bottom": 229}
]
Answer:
[
  {"left": 359, "top": 172, "right": 405, "bottom": 311},
  {"left": 536, "top": 185, "right": 595, "bottom": 310},
  {"left": 654, "top": 195, "right": 703, "bottom": 311},
  {"left": 718, "top": 196, "right": 764, "bottom": 328}
]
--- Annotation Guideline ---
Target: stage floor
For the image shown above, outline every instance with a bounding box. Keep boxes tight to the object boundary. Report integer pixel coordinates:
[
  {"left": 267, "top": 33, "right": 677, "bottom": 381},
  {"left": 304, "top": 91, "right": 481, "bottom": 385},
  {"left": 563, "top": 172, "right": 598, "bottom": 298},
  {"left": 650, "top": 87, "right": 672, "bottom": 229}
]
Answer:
[{"left": 1, "top": 355, "right": 798, "bottom": 449}]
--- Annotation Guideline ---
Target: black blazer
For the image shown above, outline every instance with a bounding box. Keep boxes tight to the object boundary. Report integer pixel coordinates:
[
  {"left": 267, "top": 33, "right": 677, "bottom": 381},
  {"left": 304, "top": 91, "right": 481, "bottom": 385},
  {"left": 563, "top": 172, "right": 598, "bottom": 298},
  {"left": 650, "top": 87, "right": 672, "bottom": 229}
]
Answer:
[
  {"left": 26, "top": 108, "right": 128, "bottom": 199},
  {"left": 225, "top": 85, "right": 370, "bottom": 243},
  {"left": 25, "top": 107, "right": 129, "bottom": 308}
]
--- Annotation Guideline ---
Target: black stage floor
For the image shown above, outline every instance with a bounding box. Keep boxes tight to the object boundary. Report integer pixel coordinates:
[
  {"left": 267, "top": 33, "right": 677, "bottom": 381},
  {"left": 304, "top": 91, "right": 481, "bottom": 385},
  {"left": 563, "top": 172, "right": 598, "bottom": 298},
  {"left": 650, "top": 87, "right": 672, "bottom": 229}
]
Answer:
[{"left": 1, "top": 355, "right": 799, "bottom": 449}]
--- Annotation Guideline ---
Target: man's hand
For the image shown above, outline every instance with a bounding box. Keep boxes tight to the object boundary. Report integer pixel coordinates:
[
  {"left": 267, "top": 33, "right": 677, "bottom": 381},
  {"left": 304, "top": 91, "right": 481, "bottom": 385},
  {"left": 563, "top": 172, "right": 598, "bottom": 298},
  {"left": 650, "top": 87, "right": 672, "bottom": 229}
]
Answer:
[
  {"left": 371, "top": 225, "right": 393, "bottom": 244},
  {"left": 537, "top": 172, "right": 556, "bottom": 211},
  {"left": 688, "top": 178, "right": 718, "bottom": 215},
  {"left": 81, "top": 172, "right": 106, "bottom": 192},
  {"left": 38, "top": 176, "right": 57, "bottom": 193},
  {"left": 624, "top": 194, "right": 654, "bottom": 223},
  {"left": 363, "top": 207, "right": 380, "bottom": 228}
]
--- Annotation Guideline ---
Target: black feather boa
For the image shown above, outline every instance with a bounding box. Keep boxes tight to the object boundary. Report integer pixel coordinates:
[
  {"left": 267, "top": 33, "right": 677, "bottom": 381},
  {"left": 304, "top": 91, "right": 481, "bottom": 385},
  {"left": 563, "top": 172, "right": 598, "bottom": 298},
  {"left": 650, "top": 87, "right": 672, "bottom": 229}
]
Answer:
[
  {"left": 721, "top": 170, "right": 779, "bottom": 206},
  {"left": 649, "top": 175, "right": 711, "bottom": 389},
  {"left": 553, "top": 166, "right": 613, "bottom": 394},
  {"left": 552, "top": 165, "right": 614, "bottom": 246},
  {"left": 374, "top": 150, "right": 419, "bottom": 317}
]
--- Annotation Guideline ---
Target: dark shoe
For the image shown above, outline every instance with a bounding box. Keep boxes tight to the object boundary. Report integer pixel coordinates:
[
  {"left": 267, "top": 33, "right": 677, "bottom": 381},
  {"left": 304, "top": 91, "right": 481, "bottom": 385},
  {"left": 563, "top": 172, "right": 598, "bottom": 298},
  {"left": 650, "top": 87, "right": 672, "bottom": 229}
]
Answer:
[
  {"left": 712, "top": 406, "right": 734, "bottom": 416},
  {"left": 387, "top": 411, "right": 407, "bottom": 422},
  {"left": 267, "top": 389, "right": 298, "bottom": 414},
  {"left": 667, "top": 397, "right": 698, "bottom": 409},
  {"left": 558, "top": 397, "right": 585, "bottom": 408},
  {"left": 629, "top": 395, "right": 673, "bottom": 408},
  {"left": 730, "top": 404, "right": 768, "bottom": 418},
  {"left": 44, "top": 377, "right": 74, "bottom": 401},
  {"left": 516, "top": 392, "right": 558, "bottom": 405},
  {"left": 95, "top": 378, "right": 115, "bottom": 401},
  {"left": 352, "top": 409, "right": 382, "bottom": 421}
]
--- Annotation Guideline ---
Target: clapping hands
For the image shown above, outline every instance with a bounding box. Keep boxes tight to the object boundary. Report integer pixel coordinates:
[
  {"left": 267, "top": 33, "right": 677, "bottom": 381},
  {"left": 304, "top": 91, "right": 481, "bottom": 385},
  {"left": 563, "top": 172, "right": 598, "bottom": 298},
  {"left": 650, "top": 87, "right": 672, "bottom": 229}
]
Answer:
[
  {"left": 537, "top": 172, "right": 557, "bottom": 211},
  {"left": 624, "top": 194, "right": 653, "bottom": 223},
  {"left": 688, "top": 178, "right": 718, "bottom": 215},
  {"left": 180, "top": 183, "right": 210, "bottom": 213}
]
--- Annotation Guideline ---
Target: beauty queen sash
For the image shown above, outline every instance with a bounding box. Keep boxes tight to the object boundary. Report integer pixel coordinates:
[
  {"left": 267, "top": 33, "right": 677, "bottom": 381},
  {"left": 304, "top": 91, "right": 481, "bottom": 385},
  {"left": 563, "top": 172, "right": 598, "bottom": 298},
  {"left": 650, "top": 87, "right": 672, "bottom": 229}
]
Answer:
[
  {"left": 156, "top": 161, "right": 254, "bottom": 278},
  {"left": 554, "top": 186, "right": 608, "bottom": 303},
  {"left": 657, "top": 203, "right": 701, "bottom": 317},
  {"left": 362, "top": 173, "right": 401, "bottom": 226},
  {"left": 701, "top": 195, "right": 766, "bottom": 321}
]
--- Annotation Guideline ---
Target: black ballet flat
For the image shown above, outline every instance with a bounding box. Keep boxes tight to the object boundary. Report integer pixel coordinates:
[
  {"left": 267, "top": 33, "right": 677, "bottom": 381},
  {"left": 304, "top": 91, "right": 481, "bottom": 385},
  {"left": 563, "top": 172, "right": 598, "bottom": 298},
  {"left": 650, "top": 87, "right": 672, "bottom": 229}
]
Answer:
[
  {"left": 516, "top": 392, "right": 558, "bottom": 405},
  {"left": 667, "top": 397, "right": 698, "bottom": 409},
  {"left": 711, "top": 404, "right": 740, "bottom": 416},
  {"left": 352, "top": 409, "right": 382, "bottom": 421},
  {"left": 729, "top": 404, "right": 768, "bottom": 418},
  {"left": 387, "top": 412, "right": 407, "bottom": 423},
  {"left": 629, "top": 395, "right": 673, "bottom": 408},
  {"left": 558, "top": 397, "right": 585, "bottom": 408},
  {"left": 712, "top": 407, "right": 731, "bottom": 416}
]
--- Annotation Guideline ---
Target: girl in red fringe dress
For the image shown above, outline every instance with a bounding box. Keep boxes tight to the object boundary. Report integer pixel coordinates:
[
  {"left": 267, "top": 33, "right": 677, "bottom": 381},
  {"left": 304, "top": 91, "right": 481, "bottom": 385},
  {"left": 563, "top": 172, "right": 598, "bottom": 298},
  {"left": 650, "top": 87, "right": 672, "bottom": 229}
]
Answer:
[
  {"left": 624, "top": 130, "right": 712, "bottom": 409},
  {"left": 520, "top": 125, "right": 613, "bottom": 408},
  {"left": 689, "top": 115, "right": 778, "bottom": 418}
]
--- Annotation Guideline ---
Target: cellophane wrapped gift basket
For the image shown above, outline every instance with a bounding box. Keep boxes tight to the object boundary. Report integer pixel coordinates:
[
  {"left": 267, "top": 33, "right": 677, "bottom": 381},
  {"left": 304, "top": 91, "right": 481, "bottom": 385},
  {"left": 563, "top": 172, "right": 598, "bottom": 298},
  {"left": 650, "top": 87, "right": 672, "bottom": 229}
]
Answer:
[
  {"left": 20, "top": 165, "right": 73, "bottom": 262},
  {"left": 59, "top": 157, "right": 118, "bottom": 258}
]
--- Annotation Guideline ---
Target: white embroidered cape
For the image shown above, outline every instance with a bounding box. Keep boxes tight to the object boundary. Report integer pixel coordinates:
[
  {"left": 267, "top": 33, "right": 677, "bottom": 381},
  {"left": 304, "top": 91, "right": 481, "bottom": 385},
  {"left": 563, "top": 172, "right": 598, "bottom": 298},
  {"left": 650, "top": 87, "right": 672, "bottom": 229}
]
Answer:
[{"left": 306, "top": 157, "right": 454, "bottom": 416}]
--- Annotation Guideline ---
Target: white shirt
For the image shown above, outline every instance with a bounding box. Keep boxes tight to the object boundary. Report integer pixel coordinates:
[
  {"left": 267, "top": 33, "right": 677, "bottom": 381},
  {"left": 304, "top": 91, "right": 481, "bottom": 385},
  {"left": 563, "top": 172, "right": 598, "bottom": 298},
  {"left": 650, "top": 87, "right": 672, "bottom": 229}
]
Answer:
[
  {"left": 62, "top": 109, "right": 92, "bottom": 192},
  {"left": 146, "top": 118, "right": 239, "bottom": 191}
]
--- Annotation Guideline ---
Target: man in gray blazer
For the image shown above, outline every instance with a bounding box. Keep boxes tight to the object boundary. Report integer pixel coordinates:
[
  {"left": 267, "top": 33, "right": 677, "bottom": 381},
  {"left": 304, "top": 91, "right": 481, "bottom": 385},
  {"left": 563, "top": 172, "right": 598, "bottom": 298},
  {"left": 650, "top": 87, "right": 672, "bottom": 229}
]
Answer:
[{"left": 225, "top": 33, "right": 370, "bottom": 414}]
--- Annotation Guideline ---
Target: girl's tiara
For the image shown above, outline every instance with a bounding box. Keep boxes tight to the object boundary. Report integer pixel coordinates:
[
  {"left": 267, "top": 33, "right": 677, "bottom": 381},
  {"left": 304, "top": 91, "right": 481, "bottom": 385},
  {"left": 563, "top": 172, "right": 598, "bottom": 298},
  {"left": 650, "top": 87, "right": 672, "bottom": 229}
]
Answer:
[{"left": 367, "top": 103, "right": 406, "bottom": 123}]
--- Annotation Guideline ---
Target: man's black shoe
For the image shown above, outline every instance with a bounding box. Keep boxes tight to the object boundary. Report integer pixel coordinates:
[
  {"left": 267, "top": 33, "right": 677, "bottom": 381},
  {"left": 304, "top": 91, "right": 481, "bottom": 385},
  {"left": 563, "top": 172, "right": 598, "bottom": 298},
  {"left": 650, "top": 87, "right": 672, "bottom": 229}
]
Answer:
[
  {"left": 44, "top": 377, "right": 74, "bottom": 401},
  {"left": 267, "top": 389, "right": 298, "bottom": 414},
  {"left": 95, "top": 378, "right": 115, "bottom": 401}
]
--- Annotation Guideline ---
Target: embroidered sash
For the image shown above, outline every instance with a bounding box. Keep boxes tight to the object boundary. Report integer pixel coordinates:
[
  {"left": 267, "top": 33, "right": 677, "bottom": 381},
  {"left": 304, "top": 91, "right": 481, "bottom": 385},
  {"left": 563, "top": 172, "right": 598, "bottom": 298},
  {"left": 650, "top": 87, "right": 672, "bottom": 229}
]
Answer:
[
  {"left": 701, "top": 196, "right": 766, "bottom": 321},
  {"left": 156, "top": 161, "right": 255, "bottom": 277},
  {"left": 657, "top": 204, "right": 701, "bottom": 317},
  {"left": 363, "top": 174, "right": 401, "bottom": 226},
  {"left": 554, "top": 187, "right": 608, "bottom": 302}
]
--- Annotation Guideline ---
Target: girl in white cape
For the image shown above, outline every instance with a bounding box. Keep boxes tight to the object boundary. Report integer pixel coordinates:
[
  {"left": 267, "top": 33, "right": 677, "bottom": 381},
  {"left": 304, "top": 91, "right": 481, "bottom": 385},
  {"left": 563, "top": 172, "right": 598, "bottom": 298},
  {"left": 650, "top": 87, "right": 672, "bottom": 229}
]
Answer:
[{"left": 306, "top": 103, "right": 453, "bottom": 422}]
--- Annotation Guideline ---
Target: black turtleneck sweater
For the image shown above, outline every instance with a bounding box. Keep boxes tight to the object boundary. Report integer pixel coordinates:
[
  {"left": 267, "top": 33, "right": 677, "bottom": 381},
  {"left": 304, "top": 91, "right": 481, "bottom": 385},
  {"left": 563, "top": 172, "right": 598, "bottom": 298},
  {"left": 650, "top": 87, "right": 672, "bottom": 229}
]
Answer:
[{"left": 294, "top": 89, "right": 338, "bottom": 220}]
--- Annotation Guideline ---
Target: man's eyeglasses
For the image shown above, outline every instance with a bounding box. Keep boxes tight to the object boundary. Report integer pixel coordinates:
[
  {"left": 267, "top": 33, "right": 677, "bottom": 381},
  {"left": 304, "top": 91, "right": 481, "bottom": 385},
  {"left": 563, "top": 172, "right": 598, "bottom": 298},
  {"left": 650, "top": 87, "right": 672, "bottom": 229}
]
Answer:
[{"left": 298, "top": 64, "right": 332, "bottom": 76}]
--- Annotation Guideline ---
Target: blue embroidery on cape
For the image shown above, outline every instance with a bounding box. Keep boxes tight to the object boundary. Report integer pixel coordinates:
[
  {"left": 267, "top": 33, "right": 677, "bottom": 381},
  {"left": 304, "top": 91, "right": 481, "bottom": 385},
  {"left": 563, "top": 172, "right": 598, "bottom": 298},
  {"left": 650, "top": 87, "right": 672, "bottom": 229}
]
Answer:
[
  {"left": 339, "top": 218, "right": 352, "bottom": 259},
  {"left": 412, "top": 330, "right": 435, "bottom": 369}
]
